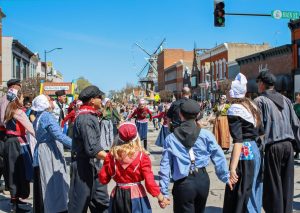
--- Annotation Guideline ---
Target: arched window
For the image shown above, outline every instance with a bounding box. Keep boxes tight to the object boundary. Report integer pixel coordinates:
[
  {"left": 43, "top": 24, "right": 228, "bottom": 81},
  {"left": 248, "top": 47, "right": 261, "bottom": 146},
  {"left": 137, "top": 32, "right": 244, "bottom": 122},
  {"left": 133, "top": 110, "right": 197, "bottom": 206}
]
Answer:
[
  {"left": 219, "top": 60, "right": 223, "bottom": 79},
  {"left": 223, "top": 59, "right": 227, "bottom": 79},
  {"left": 215, "top": 61, "right": 218, "bottom": 80}
]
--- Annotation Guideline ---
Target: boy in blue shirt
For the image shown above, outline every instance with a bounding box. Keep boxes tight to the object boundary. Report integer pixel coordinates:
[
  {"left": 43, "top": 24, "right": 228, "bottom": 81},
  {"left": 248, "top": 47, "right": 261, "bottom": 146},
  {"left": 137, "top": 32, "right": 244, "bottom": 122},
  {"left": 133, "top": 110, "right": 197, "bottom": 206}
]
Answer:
[{"left": 159, "top": 99, "right": 231, "bottom": 213}]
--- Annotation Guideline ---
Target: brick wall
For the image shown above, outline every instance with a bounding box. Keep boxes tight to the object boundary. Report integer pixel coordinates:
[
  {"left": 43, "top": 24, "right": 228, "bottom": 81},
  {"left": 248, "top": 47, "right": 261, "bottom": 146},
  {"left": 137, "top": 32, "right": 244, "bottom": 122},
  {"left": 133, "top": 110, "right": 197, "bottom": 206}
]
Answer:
[
  {"left": 157, "top": 49, "right": 193, "bottom": 91},
  {"left": 240, "top": 53, "right": 292, "bottom": 80}
]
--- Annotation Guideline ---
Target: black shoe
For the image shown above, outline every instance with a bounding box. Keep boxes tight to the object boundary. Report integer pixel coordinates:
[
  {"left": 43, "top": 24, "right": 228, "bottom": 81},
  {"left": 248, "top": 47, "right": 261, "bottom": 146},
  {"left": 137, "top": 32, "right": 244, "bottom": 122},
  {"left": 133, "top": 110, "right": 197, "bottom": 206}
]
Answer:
[{"left": 10, "top": 199, "right": 28, "bottom": 205}]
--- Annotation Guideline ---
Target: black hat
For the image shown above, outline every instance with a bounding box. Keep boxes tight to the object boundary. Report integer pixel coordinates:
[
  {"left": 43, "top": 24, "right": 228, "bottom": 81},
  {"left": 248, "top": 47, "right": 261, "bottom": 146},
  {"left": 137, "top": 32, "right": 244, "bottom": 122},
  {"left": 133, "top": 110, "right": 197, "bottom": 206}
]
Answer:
[
  {"left": 55, "top": 90, "right": 66, "bottom": 97},
  {"left": 79, "top": 85, "right": 102, "bottom": 103},
  {"left": 7, "top": 79, "right": 21, "bottom": 88},
  {"left": 180, "top": 99, "right": 200, "bottom": 116},
  {"left": 256, "top": 71, "right": 276, "bottom": 86}
]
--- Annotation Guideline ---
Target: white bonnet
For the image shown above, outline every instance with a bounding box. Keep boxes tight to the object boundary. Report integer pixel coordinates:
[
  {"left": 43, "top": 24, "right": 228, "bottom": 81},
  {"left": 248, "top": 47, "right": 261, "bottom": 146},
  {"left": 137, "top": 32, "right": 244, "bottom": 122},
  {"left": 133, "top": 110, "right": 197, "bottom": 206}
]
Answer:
[
  {"left": 31, "top": 94, "right": 50, "bottom": 112},
  {"left": 229, "top": 73, "right": 248, "bottom": 99}
]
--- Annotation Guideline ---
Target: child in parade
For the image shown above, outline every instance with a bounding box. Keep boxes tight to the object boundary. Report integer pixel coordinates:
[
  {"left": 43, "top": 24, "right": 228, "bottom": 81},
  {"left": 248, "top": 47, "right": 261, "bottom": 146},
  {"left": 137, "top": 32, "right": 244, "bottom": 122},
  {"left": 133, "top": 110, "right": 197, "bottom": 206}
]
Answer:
[
  {"left": 99, "top": 122, "right": 170, "bottom": 213},
  {"left": 153, "top": 104, "right": 170, "bottom": 147},
  {"left": 159, "top": 99, "right": 231, "bottom": 213},
  {"left": 128, "top": 99, "right": 152, "bottom": 150},
  {"left": 3, "top": 88, "right": 35, "bottom": 212},
  {"left": 223, "top": 73, "right": 263, "bottom": 213}
]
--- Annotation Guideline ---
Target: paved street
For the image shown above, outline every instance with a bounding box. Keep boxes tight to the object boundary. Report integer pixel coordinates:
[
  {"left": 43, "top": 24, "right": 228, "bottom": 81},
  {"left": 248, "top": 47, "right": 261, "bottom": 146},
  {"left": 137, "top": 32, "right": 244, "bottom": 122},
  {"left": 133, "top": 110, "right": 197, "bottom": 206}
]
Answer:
[{"left": 0, "top": 124, "right": 300, "bottom": 212}]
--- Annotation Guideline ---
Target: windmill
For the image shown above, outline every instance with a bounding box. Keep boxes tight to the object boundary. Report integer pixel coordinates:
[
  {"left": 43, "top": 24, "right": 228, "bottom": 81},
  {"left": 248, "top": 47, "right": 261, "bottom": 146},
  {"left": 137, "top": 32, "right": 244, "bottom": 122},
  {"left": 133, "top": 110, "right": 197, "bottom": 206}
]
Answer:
[{"left": 135, "top": 38, "right": 166, "bottom": 97}]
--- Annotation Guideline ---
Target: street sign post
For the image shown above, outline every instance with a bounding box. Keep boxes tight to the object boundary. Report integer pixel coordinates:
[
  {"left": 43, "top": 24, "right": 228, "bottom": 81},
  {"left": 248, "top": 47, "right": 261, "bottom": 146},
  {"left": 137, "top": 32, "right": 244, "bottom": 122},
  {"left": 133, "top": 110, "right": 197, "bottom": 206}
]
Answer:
[{"left": 272, "top": 10, "right": 300, "bottom": 20}]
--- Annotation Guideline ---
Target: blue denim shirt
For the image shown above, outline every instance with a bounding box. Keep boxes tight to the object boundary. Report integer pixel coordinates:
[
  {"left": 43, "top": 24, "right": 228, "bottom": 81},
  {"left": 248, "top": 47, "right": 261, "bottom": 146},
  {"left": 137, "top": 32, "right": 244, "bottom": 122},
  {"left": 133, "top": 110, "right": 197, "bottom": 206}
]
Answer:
[
  {"left": 159, "top": 129, "right": 229, "bottom": 197},
  {"left": 32, "top": 111, "right": 72, "bottom": 166}
]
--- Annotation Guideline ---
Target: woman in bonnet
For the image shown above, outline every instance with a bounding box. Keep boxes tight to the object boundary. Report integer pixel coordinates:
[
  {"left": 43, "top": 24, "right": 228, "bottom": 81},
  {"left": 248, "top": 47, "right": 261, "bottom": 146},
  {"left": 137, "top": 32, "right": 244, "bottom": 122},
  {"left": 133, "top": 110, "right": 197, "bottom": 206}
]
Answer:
[
  {"left": 31, "top": 94, "right": 72, "bottom": 213},
  {"left": 223, "top": 73, "right": 263, "bottom": 213}
]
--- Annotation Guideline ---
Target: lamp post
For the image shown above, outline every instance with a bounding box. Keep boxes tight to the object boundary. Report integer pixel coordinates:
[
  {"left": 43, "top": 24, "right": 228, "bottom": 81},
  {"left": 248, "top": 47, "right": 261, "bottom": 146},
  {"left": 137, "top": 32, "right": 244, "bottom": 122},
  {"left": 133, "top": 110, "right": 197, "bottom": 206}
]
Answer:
[{"left": 44, "top": 48, "right": 62, "bottom": 81}]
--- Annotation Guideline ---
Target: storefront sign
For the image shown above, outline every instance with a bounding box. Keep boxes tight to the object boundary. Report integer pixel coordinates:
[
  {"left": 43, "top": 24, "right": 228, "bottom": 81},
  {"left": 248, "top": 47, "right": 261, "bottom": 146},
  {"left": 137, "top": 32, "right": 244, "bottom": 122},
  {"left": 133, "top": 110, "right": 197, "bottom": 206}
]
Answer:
[{"left": 44, "top": 86, "right": 69, "bottom": 91}]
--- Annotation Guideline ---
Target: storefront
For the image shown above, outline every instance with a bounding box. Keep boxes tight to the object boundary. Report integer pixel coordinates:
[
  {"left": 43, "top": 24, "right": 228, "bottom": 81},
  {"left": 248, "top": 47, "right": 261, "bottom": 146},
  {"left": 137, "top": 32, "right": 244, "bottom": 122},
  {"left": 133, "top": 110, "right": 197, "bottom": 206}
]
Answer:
[{"left": 40, "top": 81, "right": 76, "bottom": 103}]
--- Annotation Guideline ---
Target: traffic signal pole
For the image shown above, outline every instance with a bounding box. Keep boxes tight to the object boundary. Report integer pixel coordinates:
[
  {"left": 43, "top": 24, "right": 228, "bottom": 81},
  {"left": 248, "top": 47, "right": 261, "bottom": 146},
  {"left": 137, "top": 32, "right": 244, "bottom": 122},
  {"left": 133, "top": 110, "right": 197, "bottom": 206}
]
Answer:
[{"left": 225, "top": 13, "right": 271, "bottom": 17}]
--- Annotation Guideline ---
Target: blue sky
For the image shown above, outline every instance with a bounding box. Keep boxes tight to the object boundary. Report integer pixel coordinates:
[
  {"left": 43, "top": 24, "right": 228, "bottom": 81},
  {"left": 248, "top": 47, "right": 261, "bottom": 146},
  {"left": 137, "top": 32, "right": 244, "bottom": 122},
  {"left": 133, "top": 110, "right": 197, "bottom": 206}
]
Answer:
[{"left": 1, "top": 0, "right": 299, "bottom": 93}]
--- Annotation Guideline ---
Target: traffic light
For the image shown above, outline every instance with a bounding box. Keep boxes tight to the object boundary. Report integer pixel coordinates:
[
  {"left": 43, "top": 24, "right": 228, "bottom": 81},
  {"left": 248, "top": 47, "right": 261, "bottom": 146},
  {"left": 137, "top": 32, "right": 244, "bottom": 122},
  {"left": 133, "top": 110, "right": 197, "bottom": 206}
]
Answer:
[{"left": 214, "top": 1, "right": 225, "bottom": 27}]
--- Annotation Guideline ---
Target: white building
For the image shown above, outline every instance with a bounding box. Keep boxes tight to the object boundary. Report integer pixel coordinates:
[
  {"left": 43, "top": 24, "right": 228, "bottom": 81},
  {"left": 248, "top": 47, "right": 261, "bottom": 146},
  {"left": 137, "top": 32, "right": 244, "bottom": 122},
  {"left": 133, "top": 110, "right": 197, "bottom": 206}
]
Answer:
[{"left": 2, "top": 37, "right": 34, "bottom": 86}]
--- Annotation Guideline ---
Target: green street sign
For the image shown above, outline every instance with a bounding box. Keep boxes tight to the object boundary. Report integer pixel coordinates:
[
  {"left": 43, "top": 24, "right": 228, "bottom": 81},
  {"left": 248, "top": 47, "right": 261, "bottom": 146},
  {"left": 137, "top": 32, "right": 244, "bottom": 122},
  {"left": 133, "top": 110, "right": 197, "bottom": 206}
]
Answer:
[{"left": 272, "top": 10, "right": 300, "bottom": 20}]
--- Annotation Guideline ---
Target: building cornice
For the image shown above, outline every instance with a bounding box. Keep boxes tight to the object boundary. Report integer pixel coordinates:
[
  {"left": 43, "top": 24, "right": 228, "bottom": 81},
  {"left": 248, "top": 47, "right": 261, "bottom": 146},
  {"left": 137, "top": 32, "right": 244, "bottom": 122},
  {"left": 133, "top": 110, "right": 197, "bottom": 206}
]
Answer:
[
  {"left": 288, "top": 18, "right": 300, "bottom": 30},
  {"left": 236, "top": 44, "right": 292, "bottom": 65},
  {"left": 199, "top": 43, "right": 228, "bottom": 60}
]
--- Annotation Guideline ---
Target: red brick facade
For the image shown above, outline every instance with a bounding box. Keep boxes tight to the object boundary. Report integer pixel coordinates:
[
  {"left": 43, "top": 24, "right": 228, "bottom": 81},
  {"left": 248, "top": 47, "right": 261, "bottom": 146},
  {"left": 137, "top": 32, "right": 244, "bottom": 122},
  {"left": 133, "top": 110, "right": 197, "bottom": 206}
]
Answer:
[{"left": 157, "top": 49, "right": 193, "bottom": 91}]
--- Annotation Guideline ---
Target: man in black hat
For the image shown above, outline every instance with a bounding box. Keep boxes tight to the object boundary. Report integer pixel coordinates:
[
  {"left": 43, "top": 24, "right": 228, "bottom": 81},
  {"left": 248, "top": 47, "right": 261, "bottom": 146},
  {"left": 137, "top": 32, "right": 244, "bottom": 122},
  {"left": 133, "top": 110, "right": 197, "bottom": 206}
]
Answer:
[
  {"left": 167, "top": 86, "right": 191, "bottom": 132},
  {"left": 0, "top": 79, "right": 21, "bottom": 195},
  {"left": 53, "top": 89, "right": 67, "bottom": 125},
  {"left": 254, "top": 71, "right": 300, "bottom": 213},
  {"left": 68, "top": 85, "right": 109, "bottom": 213}
]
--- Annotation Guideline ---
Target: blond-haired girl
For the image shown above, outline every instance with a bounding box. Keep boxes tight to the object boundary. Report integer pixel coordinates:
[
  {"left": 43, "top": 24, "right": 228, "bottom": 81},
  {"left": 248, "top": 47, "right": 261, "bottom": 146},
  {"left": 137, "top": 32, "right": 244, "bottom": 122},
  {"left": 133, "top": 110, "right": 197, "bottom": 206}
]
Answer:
[{"left": 99, "top": 122, "right": 169, "bottom": 213}]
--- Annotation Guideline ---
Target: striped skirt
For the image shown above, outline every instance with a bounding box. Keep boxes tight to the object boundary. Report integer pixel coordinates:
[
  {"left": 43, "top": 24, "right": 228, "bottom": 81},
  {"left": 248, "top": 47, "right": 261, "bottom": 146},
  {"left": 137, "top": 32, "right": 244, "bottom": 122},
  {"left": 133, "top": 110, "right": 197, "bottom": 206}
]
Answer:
[
  {"left": 136, "top": 121, "right": 148, "bottom": 141},
  {"left": 109, "top": 183, "right": 151, "bottom": 213}
]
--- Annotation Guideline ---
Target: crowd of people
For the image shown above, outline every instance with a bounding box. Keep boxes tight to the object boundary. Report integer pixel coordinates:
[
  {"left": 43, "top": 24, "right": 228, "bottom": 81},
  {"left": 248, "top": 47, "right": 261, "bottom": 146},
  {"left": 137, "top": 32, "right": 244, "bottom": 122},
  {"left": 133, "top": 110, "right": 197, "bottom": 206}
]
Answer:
[{"left": 0, "top": 69, "right": 298, "bottom": 213}]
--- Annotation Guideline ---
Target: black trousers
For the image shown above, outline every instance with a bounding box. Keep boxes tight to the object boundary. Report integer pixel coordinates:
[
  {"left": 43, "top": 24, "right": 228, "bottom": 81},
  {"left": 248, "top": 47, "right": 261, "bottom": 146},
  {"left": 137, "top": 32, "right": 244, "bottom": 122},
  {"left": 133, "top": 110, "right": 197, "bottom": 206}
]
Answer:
[
  {"left": 68, "top": 158, "right": 109, "bottom": 213},
  {"left": 172, "top": 168, "right": 210, "bottom": 213},
  {"left": 263, "top": 141, "right": 294, "bottom": 213}
]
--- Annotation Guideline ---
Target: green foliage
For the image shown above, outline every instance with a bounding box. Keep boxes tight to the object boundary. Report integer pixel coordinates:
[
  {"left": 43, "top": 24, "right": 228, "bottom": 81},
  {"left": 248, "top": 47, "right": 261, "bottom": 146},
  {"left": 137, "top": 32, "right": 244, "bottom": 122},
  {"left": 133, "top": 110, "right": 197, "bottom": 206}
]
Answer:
[{"left": 76, "top": 77, "right": 92, "bottom": 94}]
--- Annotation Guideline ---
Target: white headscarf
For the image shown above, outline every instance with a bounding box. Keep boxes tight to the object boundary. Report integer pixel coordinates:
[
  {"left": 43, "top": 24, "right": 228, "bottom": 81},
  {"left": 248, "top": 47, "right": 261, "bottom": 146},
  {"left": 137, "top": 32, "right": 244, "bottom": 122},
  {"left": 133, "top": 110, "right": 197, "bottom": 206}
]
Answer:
[
  {"left": 31, "top": 94, "right": 50, "bottom": 112},
  {"left": 229, "top": 73, "right": 248, "bottom": 99},
  {"left": 102, "top": 98, "right": 110, "bottom": 106},
  {"left": 139, "top": 98, "right": 146, "bottom": 105}
]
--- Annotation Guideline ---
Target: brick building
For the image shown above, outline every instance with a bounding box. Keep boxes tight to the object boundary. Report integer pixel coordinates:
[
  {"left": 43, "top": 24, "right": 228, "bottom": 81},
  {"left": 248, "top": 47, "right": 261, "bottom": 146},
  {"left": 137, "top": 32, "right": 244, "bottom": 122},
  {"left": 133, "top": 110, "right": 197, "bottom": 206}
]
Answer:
[
  {"left": 197, "top": 43, "right": 270, "bottom": 101},
  {"left": 236, "top": 44, "right": 293, "bottom": 97},
  {"left": 157, "top": 49, "right": 193, "bottom": 98},
  {"left": 289, "top": 19, "right": 300, "bottom": 96},
  {"left": 0, "top": 9, "right": 5, "bottom": 85}
]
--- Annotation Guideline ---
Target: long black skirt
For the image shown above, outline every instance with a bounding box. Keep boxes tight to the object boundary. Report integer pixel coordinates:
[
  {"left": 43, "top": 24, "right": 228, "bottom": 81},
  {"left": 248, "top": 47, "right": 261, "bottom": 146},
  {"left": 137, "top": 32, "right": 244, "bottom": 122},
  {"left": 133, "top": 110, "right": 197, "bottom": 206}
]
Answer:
[
  {"left": 3, "top": 137, "right": 31, "bottom": 199},
  {"left": 223, "top": 142, "right": 255, "bottom": 213}
]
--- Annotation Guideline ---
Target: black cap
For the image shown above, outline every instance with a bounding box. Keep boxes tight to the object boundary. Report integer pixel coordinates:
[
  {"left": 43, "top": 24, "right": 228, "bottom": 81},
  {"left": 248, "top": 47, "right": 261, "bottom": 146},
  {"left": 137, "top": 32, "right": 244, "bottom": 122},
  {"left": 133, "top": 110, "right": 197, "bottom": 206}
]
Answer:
[
  {"left": 7, "top": 79, "right": 21, "bottom": 88},
  {"left": 55, "top": 90, "right": 66, "bottom": 97},
  {"left": 180, "top": 99, "right": 200, "bottom": 116},
  {"left": 79, "top": 85, "right": 102, "bottom": 103},
  {"left": 256, "top": 71, "right": 276, "bottom": 86}
]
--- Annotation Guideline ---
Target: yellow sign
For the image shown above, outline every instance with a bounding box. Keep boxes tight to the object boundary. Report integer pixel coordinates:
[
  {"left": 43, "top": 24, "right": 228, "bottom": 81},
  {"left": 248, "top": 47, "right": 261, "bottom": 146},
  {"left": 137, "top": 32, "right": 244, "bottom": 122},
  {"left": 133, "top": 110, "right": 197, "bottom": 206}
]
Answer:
[
  {"left": 154, "top": 94, "right": 160, "bottom": 102},
  {"left": 205, "top": 62, "right": 210, "bottom": 73},
  {"left": 47, "top": 62, "right": 53, "bottom": 68}
]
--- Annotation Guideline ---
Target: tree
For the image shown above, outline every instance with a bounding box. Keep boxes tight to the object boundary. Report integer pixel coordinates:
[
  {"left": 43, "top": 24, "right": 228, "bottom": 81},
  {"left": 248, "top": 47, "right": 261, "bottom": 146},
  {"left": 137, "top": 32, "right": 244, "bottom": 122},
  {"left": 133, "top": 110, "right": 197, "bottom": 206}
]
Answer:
[
  {"left": 76, "top": 77, "right": 92, "bottom": 94},
  {"left": 21, "top": 76, "right": 43, "bottom": 99},
  {"left": 159, "top": 90, "right": 174, "bottom": 102}
]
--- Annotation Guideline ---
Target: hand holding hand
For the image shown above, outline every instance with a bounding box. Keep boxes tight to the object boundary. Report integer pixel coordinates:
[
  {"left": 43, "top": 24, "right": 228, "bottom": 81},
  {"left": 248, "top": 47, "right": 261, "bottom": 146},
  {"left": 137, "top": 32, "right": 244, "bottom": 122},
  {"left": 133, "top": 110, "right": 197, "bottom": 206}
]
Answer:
[
  {"left": 158, "top": 197, "right": 170, "bottom": 209},
  {"left": 230, "top": 169, "right": 239, "bottom": 184}
]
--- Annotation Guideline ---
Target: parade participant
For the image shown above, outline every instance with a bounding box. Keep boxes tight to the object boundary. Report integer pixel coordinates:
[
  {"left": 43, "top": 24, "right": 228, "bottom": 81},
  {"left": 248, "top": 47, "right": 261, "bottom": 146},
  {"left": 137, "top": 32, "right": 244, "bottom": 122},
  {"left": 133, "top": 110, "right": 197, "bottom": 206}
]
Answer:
[
  {"left": 53, "top": 89, "right": 67, "bottom": 125},
  {"left": 31, "top": 94, "right": 72, "bottom": 213},
  {"left": 0, "top": 79, "right": 21, "bottom": 195},
  {"left": 128, "top": 99, "right": 152, "bottom": 150},
  {"left": 23, "top": 97, "right": 32, "bottom": 117},
  {"left": 68, "top": 85, "right": 109, "bottom": 213},
  {"left": 159, "top": 99, "right": 231, "bottom": 213},
  {"left": 153, "top": 104, "right": 170, "bottom": 147},
  {"left": 294, "top": 92, "right": 300, "bottom": 119},
  {"left": 254, "top": 71, "right": 300, "bottom": 213},
  {"left": 223, "top": 73, "right": 263, "bottom": 213},
  {"left": 210, "top": 95, "right": 231, "bottom": 152},
  {"left": 167, "top": 87, "right": 190, "bottom": 132},
  {"left": 99, "top": 122, "right": 170, "bottom": 212},
  {"left": 294, "top": 93, "right": 300, "bottom": 159},
  {"left": 111, "top": 102, "right": 121, "bottom": 137},
  {"left": 61, "top": 100, "right": 83, "bottom": 138},
  {"left": 3, "top": 88, "right": 35, "bottom": 211},
  {"left": 100, "top": 98, "right": 115, "bottom": 151}
]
